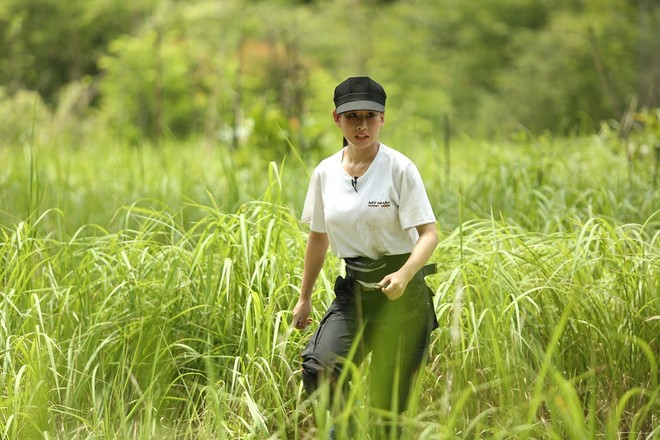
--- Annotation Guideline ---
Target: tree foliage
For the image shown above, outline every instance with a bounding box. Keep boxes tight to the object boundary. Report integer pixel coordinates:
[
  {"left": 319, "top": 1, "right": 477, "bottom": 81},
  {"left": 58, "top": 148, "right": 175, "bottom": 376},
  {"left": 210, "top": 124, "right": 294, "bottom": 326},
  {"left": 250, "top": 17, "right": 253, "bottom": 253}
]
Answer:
[
  {"left": 0, "top": 0, "right": 157, "bottom": 101},
  {"left": 0, "top": 0, "right": 658, "bottom": 145}
]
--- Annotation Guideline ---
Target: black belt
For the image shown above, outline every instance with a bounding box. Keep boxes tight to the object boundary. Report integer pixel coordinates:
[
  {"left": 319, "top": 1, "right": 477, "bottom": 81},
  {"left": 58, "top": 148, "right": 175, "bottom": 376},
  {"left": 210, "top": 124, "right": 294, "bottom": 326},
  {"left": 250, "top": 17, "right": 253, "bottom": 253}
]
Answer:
[
  {"left": 344, "top": 253, "right": 436, "bottom": 284},
  {"left": 419, "top": 262, "right": 438, "bottom": 278}
]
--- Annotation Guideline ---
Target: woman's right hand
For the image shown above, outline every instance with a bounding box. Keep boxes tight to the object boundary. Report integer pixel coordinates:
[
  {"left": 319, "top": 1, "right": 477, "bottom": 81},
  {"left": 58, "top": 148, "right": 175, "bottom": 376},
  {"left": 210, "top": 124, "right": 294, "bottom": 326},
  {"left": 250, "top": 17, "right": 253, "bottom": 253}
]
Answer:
[{"left": 291, "top": 297, "right": 313, "bottom": 330}]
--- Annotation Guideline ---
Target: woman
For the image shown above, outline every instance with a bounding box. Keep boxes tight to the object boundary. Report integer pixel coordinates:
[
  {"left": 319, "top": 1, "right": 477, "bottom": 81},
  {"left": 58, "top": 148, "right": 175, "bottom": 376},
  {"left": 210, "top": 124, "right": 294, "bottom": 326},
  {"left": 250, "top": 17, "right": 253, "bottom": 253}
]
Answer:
[{"left": 291, "top": 76, "right": 439, "bottom": 436}]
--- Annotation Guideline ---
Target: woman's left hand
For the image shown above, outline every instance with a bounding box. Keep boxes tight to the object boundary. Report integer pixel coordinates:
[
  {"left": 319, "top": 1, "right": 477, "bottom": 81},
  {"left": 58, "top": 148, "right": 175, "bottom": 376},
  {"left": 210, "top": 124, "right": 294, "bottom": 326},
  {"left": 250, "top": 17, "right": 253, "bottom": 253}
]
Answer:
[
  {"left": 377, "top": 222, "right": 438, "bottom": 301},
  {"left": 376, "top": 272, "right": 411, "bottom": 301}
]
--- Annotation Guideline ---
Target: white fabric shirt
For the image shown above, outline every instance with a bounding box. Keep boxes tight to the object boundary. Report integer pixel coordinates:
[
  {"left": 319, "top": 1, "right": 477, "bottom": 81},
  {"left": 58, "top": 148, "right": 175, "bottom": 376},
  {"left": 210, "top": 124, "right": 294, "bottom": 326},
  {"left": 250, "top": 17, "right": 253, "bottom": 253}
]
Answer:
[{"left": 301, "top": 144, "right": 436, "bottom": 260}]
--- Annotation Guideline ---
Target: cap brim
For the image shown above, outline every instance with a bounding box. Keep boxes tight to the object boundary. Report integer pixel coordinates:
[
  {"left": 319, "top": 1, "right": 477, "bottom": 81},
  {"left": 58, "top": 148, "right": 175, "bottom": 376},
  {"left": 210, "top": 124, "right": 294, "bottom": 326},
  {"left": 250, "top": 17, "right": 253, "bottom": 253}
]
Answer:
[{"left": 336, "top": 100, "right": 385, "bottom": 113}]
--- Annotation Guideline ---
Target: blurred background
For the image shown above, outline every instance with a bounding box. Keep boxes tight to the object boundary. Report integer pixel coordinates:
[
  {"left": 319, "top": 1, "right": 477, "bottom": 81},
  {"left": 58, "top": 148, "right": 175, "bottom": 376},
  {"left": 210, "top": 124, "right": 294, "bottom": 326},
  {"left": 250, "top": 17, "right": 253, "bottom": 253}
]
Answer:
[
  {"left": 0, "top": 5, "right": 658, "bottom": 438},
  {"left": 1, "top": 0, "right": 659, "bottom": 152}
]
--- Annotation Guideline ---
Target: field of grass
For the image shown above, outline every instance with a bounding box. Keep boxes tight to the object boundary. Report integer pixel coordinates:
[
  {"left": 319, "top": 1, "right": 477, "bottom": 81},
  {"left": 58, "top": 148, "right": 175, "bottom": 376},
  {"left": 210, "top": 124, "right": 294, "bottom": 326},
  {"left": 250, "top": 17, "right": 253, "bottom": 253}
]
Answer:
[{"left": 1, "top": 132, "right": 659, "bottom": 439}]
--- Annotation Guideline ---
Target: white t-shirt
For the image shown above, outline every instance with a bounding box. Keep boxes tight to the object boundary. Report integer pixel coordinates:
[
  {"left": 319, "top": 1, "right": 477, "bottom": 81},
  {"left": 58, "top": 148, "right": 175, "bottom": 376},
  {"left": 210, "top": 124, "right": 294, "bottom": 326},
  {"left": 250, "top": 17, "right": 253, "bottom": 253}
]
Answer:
[{"left": 301, "top": 144, "right": 436, "bottom": 260}]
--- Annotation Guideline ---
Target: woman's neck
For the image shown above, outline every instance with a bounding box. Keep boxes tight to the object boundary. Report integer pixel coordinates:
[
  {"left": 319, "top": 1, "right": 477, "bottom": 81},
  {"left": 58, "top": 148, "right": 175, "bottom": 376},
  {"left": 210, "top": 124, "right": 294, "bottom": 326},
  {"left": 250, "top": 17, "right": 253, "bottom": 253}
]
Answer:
[
  {"left": 342, "top": 142, "right": 380, "bottom": 178},
  {"left": 343, "top": 142, "right": 380, "bottom": 166}
]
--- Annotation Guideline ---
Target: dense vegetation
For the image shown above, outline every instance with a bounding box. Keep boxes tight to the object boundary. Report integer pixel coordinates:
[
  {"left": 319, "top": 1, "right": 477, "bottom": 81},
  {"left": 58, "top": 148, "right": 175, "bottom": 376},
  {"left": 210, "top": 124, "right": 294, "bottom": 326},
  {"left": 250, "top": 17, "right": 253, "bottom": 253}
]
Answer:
[
  {"left": 1, "top": 0, "right": 659, "bottom": 148},
  {"left": 1, "top": 127, "right": 659, "bottom": 438},
  {"left": 1, "top": 0, "right": 659, "bottom": 438}
]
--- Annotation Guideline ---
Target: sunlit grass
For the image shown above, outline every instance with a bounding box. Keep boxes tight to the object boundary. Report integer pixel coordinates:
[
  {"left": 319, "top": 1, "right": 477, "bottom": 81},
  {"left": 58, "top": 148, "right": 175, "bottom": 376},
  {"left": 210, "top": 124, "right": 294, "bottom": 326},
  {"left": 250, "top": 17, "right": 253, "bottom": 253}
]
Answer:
[
  {"left": 1, "top": 137, "right": 659, "bottom": 438},
  {"left": 424, "top": 215, "right": 659, "bottom": 438}
]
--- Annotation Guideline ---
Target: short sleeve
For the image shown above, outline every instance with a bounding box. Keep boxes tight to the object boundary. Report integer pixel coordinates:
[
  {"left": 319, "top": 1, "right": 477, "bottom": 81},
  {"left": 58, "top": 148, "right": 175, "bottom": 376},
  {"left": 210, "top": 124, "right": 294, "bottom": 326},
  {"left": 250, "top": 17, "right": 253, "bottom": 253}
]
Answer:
[
  {"left": 301, "top": 168, "right": 327, "bottom": 232},
  {"left": 398, "top": 162, "right": 436, "bottom": 230}
]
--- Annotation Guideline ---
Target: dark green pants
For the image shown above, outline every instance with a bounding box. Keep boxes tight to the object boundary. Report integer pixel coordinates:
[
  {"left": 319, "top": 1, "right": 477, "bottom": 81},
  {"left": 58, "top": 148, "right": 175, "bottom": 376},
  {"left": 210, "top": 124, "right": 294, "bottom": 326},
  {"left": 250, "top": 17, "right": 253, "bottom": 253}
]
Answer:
[{"left": 301, "top": 275, "right": 438, "bottom": 413}]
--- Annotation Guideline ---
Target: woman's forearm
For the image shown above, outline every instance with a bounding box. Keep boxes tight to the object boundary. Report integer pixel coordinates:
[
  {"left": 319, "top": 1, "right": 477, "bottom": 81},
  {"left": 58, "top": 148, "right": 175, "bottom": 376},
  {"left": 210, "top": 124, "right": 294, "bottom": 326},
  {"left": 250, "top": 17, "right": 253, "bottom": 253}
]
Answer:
[
  {"left": 299, "top": 231, "right": 329, "bottom": 300},
  {"left": 399, "top": 222, "right": 439, "bottom": 281}
]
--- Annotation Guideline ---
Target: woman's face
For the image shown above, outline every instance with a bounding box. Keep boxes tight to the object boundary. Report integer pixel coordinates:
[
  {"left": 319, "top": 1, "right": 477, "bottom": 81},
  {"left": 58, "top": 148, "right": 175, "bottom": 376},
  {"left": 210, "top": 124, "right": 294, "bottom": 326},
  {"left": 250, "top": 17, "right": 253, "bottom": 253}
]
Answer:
[{"left": 333, "top": 110, "right": 385, "bottom": 149}]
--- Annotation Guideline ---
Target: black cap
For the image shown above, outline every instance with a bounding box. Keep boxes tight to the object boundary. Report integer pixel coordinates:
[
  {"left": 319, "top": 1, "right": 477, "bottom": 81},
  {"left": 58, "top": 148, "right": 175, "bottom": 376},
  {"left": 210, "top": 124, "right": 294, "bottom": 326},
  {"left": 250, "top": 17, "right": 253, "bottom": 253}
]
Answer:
[{"left": 333, "top": 77, "right": 386, "bottom": 113}]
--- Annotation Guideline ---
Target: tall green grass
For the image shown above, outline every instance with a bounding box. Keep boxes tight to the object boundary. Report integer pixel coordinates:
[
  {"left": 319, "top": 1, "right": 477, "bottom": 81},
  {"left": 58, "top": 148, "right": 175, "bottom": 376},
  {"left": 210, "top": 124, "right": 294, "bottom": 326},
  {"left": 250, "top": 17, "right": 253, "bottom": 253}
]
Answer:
[
  {"left": 0, "top": 136, "right": 658, "bottom": 438},
  {"left": 424, "top": 215, "right": 658, "bottom": 438}
]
